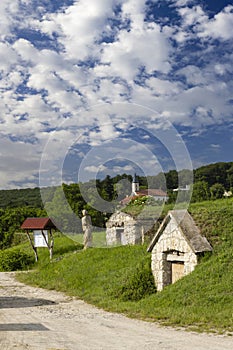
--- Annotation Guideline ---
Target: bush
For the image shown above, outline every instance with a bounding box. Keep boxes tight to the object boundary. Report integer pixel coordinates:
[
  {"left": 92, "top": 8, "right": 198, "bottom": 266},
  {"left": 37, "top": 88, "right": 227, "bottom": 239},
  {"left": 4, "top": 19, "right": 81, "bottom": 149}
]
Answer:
[
  {"left": 111, "top": 258, "right": 156, "bottom": 301},
  {"left": 191, "top": 181, "right": 210, "bottom": 202},
  {"left": 210, "top": 183, "right": 225, "bottom": 200},
  {"left": 0, "top": 248, "right": 34, "bottom": 271}
]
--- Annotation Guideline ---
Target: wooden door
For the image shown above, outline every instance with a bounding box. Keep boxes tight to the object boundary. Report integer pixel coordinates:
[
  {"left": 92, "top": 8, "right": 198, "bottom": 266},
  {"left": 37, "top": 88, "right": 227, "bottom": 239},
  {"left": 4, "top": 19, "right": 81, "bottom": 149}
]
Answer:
[{"left": 172, "top": 262, "right": 184, "bottom": 284}]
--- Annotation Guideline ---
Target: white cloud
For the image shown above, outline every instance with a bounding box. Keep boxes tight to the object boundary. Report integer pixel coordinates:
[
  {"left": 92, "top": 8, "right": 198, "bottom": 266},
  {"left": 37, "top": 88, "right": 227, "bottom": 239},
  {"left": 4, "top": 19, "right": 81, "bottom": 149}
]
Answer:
[
  {"left": 146, "top": 77, "right": 181, "bottom": 95},
  {"left": 38, "top": 0, "right": 119, "bottom": 61},
  {"left": 0, "top": 135, "right": 40, "bottom": 189},
  {"left": 178, "top": 5, "right": 207, "bottom": 27},
  {"left": 210, "top": 144, "right": 220, "bottom": 149},
  {"left": 214, "top": 63, "right": 232, "bottom": 76},
  {"left": 0, "top": 0, "right": 232, "bottom": 188},
  {"left": 0, "top": 0, "right": 19, "bottom": 40},
  {"left": 0, "top": 42, "right": 18, "bottom": 71},
  {"left": 174, "top": 0, "right": 194, "bottom": 6},
  {"left": 88, "top": 124, "right": 120, "bottom": 146},
  {"left": 84, "top": 165, "right": 107, "bottom": 173},
  {"left": 177, "top": 65, "right": 206, "bottom": 86},
  {"left": 101, "top": 22, "right": 171, "bottom": 80},
  {"left": 197, "top": 5, "right": 233, "bottom": 41}
]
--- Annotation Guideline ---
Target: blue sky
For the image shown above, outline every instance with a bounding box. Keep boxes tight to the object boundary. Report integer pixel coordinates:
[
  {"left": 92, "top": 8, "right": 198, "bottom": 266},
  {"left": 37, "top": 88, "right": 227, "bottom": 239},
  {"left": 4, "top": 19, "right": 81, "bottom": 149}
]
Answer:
[{"left": 0, "top": 0, "right": 233, "bottom": 189}]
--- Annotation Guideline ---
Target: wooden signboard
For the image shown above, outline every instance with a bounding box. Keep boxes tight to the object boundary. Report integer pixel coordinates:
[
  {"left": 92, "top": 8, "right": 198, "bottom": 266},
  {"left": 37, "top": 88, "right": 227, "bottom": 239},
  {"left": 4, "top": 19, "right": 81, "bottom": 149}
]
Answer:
[
  {"left": 21, "top": 217, "right": 56, "bottom": 262},
  {"left": 33, "top": 230, "right": 48, "bottom": 248}
]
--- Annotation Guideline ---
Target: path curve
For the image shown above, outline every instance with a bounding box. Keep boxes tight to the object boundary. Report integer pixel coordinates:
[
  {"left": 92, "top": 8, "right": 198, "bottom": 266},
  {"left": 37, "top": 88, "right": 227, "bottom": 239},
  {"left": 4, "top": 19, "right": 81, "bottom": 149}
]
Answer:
[{"left": 0, "top": 272, "right": 232, "bottom": 350}]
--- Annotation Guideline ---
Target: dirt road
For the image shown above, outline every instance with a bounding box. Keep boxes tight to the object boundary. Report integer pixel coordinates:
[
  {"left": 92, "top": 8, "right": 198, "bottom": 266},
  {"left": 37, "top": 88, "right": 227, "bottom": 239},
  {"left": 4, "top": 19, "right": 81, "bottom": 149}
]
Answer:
[{"left": 0, "top": 272, "right": 232, "bottom": 350}]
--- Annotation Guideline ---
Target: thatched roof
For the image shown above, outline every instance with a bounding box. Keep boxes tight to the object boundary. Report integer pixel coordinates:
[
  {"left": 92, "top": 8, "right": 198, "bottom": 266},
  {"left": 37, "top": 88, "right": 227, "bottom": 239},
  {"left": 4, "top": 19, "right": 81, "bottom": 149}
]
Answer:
[{"left": 147, "top": 209, "right": 212, "bottom": 253}]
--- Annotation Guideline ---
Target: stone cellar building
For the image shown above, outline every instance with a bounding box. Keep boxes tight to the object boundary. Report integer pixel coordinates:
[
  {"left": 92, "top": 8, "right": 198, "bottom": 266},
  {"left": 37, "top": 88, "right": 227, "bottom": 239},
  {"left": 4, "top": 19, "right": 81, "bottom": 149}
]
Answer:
[
  {"left": 106, "top": 211, "right": 154, "bottom": 246},
  {"left": 147, "top": 209, "right": 212, "bottom": 291}
]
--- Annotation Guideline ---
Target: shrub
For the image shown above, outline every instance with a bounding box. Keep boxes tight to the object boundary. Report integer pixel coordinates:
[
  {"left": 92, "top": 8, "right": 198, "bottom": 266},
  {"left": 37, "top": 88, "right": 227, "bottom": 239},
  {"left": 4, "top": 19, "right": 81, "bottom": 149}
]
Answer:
[
  {"left": 210, "top": 183, "right": 225, "bottom": 200},
  {"left": 191, "top": 181, "right": 210, "bottom": 202},
  {"left": 0, "top": 248, "right": 34, "bottom": 271},
  {"left": 111, "top": 258, "right": 156, "bottom": 301}
]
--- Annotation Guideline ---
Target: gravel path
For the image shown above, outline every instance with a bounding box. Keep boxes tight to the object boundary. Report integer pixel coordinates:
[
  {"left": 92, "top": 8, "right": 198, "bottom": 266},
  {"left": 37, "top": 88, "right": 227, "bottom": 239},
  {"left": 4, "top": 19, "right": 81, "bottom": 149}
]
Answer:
[{"left": 0, "top": 272, "right": 232, "bottom": 350}]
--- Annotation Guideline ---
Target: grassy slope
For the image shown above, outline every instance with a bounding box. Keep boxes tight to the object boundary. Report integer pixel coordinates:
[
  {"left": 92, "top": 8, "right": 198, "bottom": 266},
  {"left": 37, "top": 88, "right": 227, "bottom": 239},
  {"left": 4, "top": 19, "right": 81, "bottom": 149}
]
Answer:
[{"left": 17, "top": 198, "right": 233, "bottom": 334}]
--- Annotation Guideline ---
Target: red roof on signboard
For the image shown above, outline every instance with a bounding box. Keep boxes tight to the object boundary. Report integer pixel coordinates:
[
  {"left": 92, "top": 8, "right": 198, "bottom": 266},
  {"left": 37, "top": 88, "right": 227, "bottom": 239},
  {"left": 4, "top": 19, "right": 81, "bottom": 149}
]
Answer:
[{"left": 21, "top": 217, "right": 56, "bottom": 230}]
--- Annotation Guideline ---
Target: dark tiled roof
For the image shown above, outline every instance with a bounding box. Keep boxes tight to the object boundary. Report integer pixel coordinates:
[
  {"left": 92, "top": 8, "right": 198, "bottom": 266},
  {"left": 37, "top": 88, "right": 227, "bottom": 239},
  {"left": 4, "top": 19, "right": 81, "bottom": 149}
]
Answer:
[
  {"left": 147, "top": 209, "right": 212, "bottom": 253},
  {"left": 21, "top": 217, "right": 56, "bottom": 230}
]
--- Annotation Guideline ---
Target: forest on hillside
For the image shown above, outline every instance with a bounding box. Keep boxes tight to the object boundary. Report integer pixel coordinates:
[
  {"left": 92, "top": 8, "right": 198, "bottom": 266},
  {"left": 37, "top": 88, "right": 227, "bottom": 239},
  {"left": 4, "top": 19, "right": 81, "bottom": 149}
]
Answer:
[
  {"left": 1, "top": 161, "right": 233, "bottom": 209},
  {"left": 0, "top": 161, "right": 233, "bottom": 249}
]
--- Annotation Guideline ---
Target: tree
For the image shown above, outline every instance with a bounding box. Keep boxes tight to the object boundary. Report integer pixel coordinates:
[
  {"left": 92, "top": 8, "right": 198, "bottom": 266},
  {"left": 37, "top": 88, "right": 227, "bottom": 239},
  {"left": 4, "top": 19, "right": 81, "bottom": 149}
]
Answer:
[
  {"left": 0, "top": 207, "right": 46, "bottom": 250},
  {"left": 191, "top": 181, "right": 210, "bottom": 202},
  {"left": 147, "top": 172, "right": 167, "bottom": 191},
  {"left": 178, "top": 169, "right": 193, "bottom": 187},
  {"left": 45, "top": 186, "right": 81, "bottom": 234},
  {"left": 100, "top": 175, "right": 115, "bottom": 201},
  {"left": 194, "top": 162, "right": 232, "bottom": 188},
  {"left": 114, "top": 178, "right": 132, "bottom": 201},
  {"left": 165, "top": 170, "right": 178, "bottom": 190},
  {"left": 227, "top": 165, "right": 233, "bottom": 190},
  {"left": 210, "top": 183, "right": 225, "bottom": 200}
]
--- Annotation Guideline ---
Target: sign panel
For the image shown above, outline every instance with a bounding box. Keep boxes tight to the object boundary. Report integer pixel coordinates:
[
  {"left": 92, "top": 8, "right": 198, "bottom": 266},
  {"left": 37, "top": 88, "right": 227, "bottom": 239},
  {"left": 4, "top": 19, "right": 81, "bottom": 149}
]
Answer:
[{"left": 33, "top": 230, "right": 48, "bottom": 248}]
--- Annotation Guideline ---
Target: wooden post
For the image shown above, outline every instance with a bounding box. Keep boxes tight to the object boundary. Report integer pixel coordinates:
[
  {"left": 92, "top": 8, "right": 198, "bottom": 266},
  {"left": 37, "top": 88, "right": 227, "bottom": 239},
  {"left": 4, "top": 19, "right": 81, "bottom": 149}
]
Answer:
[
  {"left": 141, "top": 226, "right": 145, "bottom": 245},
  {"left": 49, "top": 228, "right": 54, "bottom": 260},
  {"left": 41, "top": 229, "right": 53, "bottom": 260},
  {"left": 26, "top": 230, "right": 38, "bottom": 262}
]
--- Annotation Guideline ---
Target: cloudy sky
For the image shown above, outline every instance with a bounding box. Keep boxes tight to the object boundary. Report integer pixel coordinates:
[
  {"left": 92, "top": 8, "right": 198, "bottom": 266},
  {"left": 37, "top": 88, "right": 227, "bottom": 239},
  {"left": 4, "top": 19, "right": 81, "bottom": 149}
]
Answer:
[{"left": 0, "top": 0, "right": 233, "bottom": 189}]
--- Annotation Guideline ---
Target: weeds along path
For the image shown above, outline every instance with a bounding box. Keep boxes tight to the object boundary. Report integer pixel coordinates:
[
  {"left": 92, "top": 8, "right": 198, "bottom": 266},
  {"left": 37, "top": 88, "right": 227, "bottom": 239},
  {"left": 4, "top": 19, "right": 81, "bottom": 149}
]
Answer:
[{"left": 0, "top": 272, "right": 232, "bottom": 350}]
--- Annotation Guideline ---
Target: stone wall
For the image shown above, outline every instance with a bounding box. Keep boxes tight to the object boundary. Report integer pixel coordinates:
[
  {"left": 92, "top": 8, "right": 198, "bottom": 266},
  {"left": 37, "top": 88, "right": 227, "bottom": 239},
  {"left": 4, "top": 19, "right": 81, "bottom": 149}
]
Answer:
[
  {"left": 151, "top": 216, "right": 198, "bottom": 291},
  {"left": 106, "top": 212, "right": 153, "bottom": 246}
]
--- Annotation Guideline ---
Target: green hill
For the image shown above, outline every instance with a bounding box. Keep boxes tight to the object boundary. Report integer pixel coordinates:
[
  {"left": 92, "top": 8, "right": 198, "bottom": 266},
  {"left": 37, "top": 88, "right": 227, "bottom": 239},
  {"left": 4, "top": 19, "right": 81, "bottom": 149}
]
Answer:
[
  {"left": 16, "top": 197, "right": 233, "bottom": 334},
  {"left": 1, "top": 161, "right": 233, "bottom": 209}
]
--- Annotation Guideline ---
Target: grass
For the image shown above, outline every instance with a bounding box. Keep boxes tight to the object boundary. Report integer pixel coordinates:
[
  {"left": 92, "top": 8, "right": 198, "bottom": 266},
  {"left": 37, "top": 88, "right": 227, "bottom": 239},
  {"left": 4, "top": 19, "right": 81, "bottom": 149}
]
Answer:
[
  {"left": 68, "top": 231, "right": 106, "bottom": 247},
  {"left": 14, "top": 198, "right": 233, "bottom": 334}
]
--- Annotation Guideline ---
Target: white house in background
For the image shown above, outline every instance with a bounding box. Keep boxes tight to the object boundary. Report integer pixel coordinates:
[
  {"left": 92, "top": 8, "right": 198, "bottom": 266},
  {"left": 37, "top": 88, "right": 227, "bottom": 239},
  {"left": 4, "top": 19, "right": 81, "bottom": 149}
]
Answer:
[
  {"left": 223, "top": 190, "right": 232, "bottom": 198},
  {"left": 120, "top": 174, "right": 168, "bottom": 206},
  {"left": 173, "top": 184, "right": 191, "bottom": 192}
]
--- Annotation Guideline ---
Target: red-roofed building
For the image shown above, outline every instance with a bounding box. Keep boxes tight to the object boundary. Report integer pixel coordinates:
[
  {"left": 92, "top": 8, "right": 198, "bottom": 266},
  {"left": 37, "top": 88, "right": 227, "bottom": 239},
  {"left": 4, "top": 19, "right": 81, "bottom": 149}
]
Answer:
[{"left": 120, "top": 174, "right": 168, "bottom": 205}]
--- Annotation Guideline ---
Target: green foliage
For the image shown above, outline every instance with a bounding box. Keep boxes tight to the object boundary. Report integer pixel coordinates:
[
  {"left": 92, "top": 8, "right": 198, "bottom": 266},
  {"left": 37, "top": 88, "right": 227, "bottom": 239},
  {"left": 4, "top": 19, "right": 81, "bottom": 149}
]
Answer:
[
  {"left": 114, "top": 176, "right": 132, "bottom": 201},
  {"left": 99, "top": 175, "right": 115, "bottom": 201},
  {"left": 0, "top": 207, "right": 46, "bottom": 250},
  {"left": 0, "top": 187, "right": 43, "bottom": 208},
  {"left": 165, "top": 169, "right": 179, "bottom": 189},
  {"left": 129, "top": 196, "right": 149, "bottom": 206},
  {"left": 147, "top": 172, "right": 167, "bottom": 191},
  {"left": 45, "top": 186, "right": 81, "bottom": 234},
  {"left": 194, "top": 162, "right": 233, "bottom": 189},
  {"left": 122, "top": 196, "right": 162, "bottom": 218},
  {"left": 34, "top": 234, "right": 83, "bottom": 266},
  {"left": 0, "top": 248, "right": 34, "bottom": 271},
  {"left": 111, "top": 258, "right": 156, "bottom": 301},
  {"left": 18, "top": 244, "right": 151, "bottom": 304},
  {"left": 210, "top": 183, "right": 225, "bottom": 200},
  {"left": 189, "top": 199, "right": 233, "bottom": 249},
  {"left": 191, "top": 181, "right": 210, "bottom": 202},
  {"left": 69, "top": 231, "right": 106, "bottom": 247}
]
